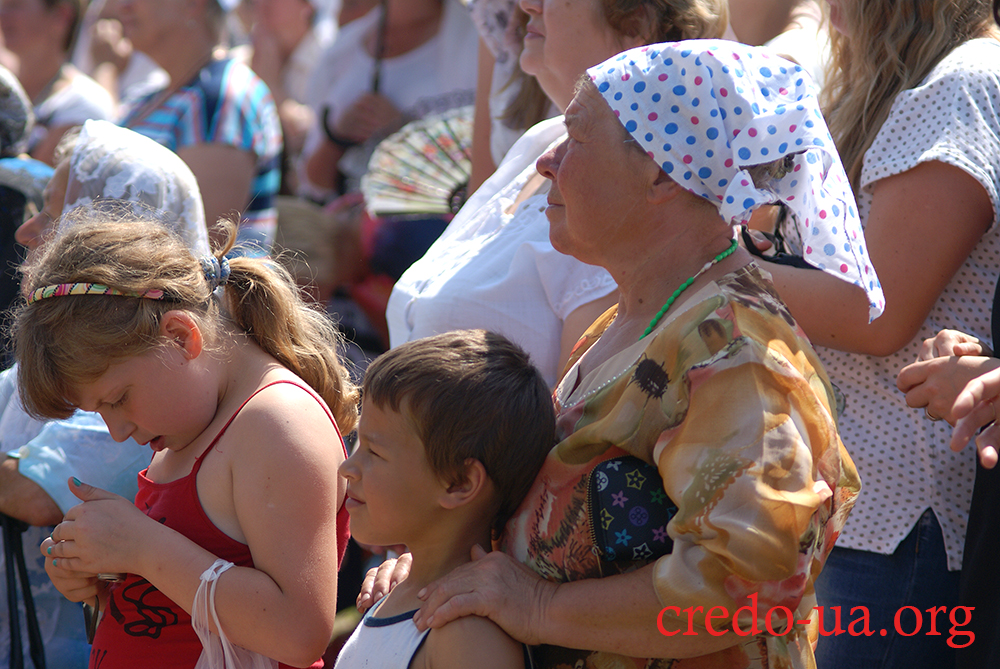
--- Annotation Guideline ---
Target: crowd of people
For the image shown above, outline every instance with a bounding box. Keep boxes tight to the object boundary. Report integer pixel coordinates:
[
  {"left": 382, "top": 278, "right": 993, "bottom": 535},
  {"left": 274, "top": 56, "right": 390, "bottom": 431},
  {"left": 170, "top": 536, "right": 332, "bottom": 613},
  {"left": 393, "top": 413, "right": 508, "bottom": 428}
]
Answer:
[{"left": 0, "top": 0, "right": 998, "bottom": 668}]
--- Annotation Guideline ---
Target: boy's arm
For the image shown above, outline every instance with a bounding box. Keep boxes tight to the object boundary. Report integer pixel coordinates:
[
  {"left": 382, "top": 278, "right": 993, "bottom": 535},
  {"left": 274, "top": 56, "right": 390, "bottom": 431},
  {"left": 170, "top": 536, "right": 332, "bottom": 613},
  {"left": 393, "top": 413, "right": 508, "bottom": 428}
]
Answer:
[{"left": 417, "top": 616, "right": 525, "bottom": 669}]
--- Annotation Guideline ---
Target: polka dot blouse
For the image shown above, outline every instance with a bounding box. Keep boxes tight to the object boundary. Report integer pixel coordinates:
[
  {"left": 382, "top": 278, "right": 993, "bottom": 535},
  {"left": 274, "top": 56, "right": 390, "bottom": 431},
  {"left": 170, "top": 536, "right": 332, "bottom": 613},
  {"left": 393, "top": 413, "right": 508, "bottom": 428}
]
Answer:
[{"left": 818, "top": 38, "right": 1000, "bottom": 570}]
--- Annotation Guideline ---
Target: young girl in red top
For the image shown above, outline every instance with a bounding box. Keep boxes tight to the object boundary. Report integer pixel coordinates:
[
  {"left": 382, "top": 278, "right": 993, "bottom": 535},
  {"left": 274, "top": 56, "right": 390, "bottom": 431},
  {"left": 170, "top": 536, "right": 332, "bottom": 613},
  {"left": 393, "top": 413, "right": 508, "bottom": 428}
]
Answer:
[{"left": 17, "top": 211, "right": 358, "bottom": 669}]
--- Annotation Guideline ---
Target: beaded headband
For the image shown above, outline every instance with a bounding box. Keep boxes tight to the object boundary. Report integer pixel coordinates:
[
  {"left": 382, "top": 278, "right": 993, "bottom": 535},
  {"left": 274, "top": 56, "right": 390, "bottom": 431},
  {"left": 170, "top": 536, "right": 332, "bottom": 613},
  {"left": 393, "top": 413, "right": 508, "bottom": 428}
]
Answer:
[
  {"left": 26, "top": 283, "right": 165, "bottom": 305},
  {"left": 26, "top": 255, "right": 230, "bottom": 305}
]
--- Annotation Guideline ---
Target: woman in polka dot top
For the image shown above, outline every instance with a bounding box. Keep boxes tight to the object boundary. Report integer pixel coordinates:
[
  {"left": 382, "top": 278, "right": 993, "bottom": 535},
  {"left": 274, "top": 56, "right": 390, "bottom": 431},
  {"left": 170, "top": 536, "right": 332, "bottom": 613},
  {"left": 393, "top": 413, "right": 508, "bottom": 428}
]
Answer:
[{"left": 760, "top": 1, "right": 1000, "bottom": 667}]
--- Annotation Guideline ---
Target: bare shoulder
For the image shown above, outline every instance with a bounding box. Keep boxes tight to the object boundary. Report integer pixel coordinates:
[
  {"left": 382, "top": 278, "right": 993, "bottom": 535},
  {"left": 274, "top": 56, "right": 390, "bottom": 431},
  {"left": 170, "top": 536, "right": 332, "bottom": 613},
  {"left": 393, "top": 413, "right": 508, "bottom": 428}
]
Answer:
[
  {"left": 223, "top": 378, "right": 345, "bottom": 460},
  {"left": 418, "top": 616, "right": 525, "bottom": 669}
]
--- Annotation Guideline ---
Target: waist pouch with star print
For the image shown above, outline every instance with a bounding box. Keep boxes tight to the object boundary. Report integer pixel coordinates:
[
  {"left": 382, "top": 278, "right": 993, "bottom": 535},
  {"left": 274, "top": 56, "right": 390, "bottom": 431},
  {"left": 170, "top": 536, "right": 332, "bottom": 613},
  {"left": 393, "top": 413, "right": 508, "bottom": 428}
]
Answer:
[{"left": 587, "top": 456, "right": 679, "bottom": 564}]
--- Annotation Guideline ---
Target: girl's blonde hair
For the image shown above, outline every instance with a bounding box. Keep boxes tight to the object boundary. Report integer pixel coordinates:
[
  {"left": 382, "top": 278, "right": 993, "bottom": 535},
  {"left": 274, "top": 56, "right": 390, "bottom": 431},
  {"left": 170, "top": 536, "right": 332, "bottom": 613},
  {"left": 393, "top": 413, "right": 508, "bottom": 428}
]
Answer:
[
  {"left": 822, "top": 0, "right": 996, "bottom": 189},
  {"left": 13, "top": 209, "right": 359, "bottom": 432}
]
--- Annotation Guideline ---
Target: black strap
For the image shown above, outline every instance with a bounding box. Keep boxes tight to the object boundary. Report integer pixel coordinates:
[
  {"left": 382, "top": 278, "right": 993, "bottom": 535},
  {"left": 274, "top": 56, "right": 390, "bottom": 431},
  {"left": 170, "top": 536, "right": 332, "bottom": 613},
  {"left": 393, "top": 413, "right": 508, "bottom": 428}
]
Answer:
[
  {"left": 740, "top": 225, "right": 817, "bottom": 270},
  {"left": 2, "top": 515, "right": 46, "bottom": 669}
]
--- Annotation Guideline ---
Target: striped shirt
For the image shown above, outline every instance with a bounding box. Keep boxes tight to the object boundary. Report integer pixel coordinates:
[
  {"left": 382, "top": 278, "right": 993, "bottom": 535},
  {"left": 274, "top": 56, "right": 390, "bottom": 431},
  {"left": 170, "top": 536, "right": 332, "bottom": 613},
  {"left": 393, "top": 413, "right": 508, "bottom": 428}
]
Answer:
[{"left": 119, "top": 58, "right": 282, "bottom": 254}]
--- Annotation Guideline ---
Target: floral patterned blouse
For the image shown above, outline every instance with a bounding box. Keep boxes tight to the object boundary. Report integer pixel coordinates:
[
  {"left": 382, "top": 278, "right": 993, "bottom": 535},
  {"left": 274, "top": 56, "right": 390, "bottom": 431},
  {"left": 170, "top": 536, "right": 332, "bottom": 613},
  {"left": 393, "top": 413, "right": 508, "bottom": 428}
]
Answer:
[{"left": 500, "top": 263, "right": 860, "bottom": 669}]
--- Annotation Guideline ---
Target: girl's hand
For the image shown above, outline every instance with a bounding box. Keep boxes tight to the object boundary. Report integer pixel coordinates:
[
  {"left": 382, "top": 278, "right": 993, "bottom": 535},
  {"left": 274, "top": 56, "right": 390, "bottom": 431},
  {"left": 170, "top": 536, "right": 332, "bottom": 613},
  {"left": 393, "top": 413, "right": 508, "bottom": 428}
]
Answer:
[
  {"left": 412, "top": 545, "right": 557, "bottom": 645},
  {"left": 45, "top": 479, "right": 151, "bottom": 576},
  {"left": 357, "top": 550, "right": 411, "bottom": 613},
  {"left": 39, "top": 539, "right": 100, "bottom": 603},
  {"left": 916, "top": 329, "right": 990, "bottom": 361}
]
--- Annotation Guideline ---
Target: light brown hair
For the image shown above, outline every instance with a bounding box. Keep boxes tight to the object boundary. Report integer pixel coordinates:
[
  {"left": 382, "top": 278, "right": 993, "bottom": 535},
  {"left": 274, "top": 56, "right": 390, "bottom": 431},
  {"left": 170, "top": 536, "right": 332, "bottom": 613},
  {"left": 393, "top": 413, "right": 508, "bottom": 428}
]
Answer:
[
  {"left": 501, "top": 0, "right": 728, "bottom": 134},
  {"left": 363, "top": 330, "right": 555, "bottom": 538},
  {"left": 602, "top": 0, "right": 728, "bottom": 44},
  {"left": 822, "top": 0, "right": 996, "bottom": 189},
  {"left": 13, "top": 210, "right": 359, "bottom": 432}
]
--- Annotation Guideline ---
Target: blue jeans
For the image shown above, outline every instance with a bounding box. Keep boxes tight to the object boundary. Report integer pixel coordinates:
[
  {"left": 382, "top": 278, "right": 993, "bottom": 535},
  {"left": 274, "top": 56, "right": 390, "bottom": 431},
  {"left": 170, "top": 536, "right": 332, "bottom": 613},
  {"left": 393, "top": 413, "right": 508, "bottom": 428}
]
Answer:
[{"left": 814, "top": 509, "right": 961, "bottom": 669}]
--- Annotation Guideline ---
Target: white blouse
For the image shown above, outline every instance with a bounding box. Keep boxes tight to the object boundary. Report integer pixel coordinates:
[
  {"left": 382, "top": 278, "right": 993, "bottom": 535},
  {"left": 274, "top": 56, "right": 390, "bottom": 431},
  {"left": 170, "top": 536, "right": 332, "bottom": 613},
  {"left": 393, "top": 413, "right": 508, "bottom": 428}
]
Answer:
[{"left": 386, "top": 116, "right": 617, "bottom": 388}]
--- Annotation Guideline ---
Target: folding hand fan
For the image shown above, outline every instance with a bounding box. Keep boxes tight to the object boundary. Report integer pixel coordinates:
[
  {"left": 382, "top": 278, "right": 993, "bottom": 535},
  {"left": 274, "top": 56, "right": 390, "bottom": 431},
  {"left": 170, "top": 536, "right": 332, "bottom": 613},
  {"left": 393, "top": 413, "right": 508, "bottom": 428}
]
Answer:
[{"left": 361, "top": 105, "right": 473, "bottom": 216}]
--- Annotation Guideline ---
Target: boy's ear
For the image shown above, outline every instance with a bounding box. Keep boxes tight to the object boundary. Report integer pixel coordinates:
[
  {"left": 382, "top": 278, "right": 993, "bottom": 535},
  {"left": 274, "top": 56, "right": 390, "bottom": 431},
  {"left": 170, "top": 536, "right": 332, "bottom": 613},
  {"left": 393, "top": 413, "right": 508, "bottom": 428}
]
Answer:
[
  {"left": 439, "top": 458, "right": 490, "bottom": 510},
  {"left": 159, "top": 310, "right": 203, "bottom": 360}
]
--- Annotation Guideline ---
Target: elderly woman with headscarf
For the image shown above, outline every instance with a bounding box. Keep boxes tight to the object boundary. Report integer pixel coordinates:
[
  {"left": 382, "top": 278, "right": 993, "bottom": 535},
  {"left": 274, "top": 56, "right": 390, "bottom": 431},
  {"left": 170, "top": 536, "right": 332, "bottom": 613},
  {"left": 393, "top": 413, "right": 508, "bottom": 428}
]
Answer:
[
  {"left": 404, "top": 40, "right": 880, "bottom": 669},
  {"left": 0, "top": 119, "right": 210, "bottom": 667}
]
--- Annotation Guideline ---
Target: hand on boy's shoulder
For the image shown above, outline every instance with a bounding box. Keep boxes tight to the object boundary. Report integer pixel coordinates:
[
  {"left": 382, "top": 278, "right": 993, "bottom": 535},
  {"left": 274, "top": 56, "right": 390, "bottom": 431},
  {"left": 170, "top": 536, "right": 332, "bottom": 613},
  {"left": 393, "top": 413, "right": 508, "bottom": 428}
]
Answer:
[{"left": 415, "top": 615, "right": 526, "bottom": 669}]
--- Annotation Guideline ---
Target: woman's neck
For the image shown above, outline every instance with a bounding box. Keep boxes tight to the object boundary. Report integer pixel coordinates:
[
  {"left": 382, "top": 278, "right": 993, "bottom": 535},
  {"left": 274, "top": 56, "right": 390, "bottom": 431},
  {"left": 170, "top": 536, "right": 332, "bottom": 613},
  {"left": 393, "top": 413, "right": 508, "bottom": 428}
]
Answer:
[
  {"left": 151, "top": 33, "right": 217, "bottom": 86},
  {"left": 728, "top": 0, "right": 805, "bottom": 46},
  {"left": 613, "top": 237, "right": 748, "bottom": 335},
  {"left": 18, "top": 50, "right": 67, "bottom": 102},
  {"left": 368, "top": 1, "right": 443, "bottom": 59}
]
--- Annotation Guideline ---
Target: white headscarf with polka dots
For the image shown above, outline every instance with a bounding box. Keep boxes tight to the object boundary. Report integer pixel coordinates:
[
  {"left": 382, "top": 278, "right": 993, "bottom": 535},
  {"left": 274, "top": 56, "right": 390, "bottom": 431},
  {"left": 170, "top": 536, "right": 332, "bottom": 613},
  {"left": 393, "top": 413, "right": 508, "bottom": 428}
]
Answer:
[{"left": 589, "top": 40, "right": 885, "bottom": 321}]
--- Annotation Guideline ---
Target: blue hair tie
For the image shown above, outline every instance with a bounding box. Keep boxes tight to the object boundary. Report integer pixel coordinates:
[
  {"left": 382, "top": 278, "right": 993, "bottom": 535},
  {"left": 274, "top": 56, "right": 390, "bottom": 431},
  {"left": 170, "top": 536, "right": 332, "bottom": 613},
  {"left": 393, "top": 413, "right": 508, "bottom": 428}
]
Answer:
[{"left": 200, "top": 255, "right": 230, "bottom": 291}]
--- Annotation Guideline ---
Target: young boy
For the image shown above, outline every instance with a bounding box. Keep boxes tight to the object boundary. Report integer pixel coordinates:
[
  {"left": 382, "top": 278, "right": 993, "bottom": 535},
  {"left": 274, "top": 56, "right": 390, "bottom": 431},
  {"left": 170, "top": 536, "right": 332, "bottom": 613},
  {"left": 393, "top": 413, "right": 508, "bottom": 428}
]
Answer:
[{"left": 335, "top": 330, "right": 555, "bottom": 669}]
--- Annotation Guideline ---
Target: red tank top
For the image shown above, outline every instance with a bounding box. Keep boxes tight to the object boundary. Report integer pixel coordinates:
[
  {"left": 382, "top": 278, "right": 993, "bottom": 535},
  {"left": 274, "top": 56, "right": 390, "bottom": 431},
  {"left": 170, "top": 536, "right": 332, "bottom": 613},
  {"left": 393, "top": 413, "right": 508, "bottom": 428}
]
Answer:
[{"left": 89, "top": 379, "right": 349, "bottom": 669}]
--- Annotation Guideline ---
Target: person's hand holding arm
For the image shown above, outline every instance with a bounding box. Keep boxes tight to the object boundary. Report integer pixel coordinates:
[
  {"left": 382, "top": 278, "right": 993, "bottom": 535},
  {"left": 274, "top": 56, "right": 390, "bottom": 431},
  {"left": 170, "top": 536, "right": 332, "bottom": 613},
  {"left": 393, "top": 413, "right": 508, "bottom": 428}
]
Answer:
[
  {"left": 413, "top": 546, "right": 736, "bottom": 658},
  {"left": 897, "top": 355, "right": 1000, "bottom": 424},
  {"left": 897, "top": 328, "right": 1000, "bottom": 467},
  {"left": 946, "top": 366, "right": 1000, "bottom": 469}
]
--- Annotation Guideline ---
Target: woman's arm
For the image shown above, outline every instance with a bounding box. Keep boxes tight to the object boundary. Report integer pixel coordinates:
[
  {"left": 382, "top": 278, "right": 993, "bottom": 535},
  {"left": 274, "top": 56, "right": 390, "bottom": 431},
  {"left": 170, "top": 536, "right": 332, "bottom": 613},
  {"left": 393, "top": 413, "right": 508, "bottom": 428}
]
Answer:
[
  {"left": 767, "top": 160, "right": 993, "bottom": 355},
  {"left": 177, "top": 144, "right": 255, "bottom": 239},
  {"left": 469, "top": 38, "right": 497, "bottom": 195},
  {"left": 0, "top": 457, "right": 62, "bottom": 526},
  {"left": 414, "top": 547, "right": 736, "bottom": 658},
  {"left": 45, "top": 387, "right": 345, "bottom": 667}
]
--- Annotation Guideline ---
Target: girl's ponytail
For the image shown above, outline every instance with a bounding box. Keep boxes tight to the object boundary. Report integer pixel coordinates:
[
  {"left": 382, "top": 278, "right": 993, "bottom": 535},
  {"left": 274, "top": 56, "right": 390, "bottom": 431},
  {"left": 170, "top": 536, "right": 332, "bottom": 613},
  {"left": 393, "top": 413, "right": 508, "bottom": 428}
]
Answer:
[{"left": 221, "top": 252, "right": 359, "bottom": 433}]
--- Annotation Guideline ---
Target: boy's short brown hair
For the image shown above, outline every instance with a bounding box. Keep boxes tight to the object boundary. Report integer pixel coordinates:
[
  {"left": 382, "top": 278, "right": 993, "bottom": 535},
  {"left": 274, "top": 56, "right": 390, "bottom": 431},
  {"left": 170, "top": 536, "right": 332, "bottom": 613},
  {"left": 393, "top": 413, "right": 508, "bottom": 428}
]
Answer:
[{"left": 363, "top": 330, "right": 555, "bottom": 538}]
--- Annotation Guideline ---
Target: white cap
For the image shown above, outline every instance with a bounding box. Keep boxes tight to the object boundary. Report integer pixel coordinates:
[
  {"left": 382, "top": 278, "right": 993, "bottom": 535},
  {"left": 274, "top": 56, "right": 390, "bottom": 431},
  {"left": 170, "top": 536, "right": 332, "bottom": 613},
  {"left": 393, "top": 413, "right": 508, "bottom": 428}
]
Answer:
[{"left": 216, "top": 0, "right": 239, "bottom": 12}]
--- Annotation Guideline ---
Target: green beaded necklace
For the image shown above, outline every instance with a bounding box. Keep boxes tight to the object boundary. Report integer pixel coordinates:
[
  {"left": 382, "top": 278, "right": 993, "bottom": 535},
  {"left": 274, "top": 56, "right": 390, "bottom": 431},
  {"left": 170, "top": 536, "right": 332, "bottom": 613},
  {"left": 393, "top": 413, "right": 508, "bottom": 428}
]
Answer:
[{"left": 639, "top": 237, "right": 739, "bottom": 340}]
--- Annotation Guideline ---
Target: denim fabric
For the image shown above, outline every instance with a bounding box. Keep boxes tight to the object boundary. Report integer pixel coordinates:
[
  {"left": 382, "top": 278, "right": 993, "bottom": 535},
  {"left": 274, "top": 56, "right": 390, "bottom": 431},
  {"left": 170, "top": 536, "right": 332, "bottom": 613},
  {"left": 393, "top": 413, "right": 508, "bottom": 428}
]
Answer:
[{"left": 814, "top": 509, "right": 961, "bottom": 668}]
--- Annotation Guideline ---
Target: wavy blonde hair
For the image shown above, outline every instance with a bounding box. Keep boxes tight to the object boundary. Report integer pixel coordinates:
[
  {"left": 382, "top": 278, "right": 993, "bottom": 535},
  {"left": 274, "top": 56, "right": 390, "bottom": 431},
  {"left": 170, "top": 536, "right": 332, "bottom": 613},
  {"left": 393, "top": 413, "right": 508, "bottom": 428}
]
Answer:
[
  {"left": 823, "top": 0, "right": 996, "bottom": 189},
  {"left": 13, "top": 210, "right": 359, "bottom": 432}
]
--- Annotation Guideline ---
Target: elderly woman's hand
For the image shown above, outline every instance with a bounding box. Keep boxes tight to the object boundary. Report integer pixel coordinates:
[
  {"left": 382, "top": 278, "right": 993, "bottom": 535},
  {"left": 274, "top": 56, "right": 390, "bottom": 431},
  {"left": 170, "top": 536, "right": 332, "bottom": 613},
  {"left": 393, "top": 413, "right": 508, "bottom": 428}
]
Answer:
[
  {"left": 897, "top": 355, "right": 1000, "bottom": 424},
  {"left": 916, "top": 328, "right": 991, "bottom": 361},
  {"left": 356, "top": 550, "right": 412, "bottom": 613},
  {"left": 412, "top": 545, "right": 557, "bottom": 644}
]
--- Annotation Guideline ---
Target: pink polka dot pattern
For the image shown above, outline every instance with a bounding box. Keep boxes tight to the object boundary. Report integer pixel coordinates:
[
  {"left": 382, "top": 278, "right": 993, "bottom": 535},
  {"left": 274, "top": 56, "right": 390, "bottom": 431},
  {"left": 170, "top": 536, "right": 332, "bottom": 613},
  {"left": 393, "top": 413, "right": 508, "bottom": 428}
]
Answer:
[{"left": 587, "top": 40, "right": 885, "bottom": 321}]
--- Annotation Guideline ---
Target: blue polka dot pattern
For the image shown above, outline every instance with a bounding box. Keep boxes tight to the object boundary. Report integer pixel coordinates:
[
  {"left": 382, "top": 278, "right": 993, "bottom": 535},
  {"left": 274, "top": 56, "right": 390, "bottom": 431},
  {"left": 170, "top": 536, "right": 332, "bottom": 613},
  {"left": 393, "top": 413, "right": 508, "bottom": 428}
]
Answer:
[{"left": 586, "top": 39, "right": 885, "bottom": 320}]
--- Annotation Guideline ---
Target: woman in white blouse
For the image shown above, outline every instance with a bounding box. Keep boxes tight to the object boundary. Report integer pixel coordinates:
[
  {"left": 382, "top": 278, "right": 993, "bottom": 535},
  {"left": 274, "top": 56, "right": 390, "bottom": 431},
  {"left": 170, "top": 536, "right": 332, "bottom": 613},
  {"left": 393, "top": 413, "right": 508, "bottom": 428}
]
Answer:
[{"left": 386, "top": 0, "right": 728, "bottom": 388}]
